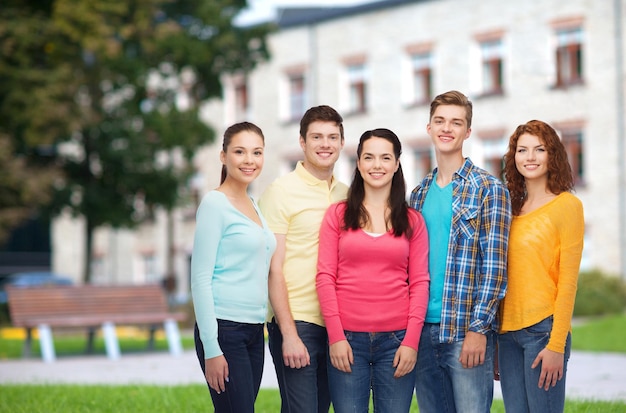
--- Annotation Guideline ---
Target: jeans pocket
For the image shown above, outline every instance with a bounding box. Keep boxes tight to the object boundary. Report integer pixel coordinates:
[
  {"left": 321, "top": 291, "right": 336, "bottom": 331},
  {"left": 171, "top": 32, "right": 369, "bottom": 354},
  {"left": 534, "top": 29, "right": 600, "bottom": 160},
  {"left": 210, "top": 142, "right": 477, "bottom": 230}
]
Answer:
[
  {"left": 344, "top": 331, "right": 353, "bottom": 342},
  {"left": 217, "top": 319, "right": 242, "bottom": 332},
  {"left": 523, "top": 316, "right": 553, "bottom": 337},
  {"left": 389, "top": 329, "right": 406, "bottom": 345}
]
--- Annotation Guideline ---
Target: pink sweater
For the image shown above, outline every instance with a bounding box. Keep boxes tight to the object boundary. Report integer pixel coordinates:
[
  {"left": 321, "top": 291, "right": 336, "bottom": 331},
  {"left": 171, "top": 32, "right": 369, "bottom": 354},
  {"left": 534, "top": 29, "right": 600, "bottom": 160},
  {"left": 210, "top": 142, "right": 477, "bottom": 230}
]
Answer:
[{"left": 316, "top": 202, "right": 430, "bottom": 350}]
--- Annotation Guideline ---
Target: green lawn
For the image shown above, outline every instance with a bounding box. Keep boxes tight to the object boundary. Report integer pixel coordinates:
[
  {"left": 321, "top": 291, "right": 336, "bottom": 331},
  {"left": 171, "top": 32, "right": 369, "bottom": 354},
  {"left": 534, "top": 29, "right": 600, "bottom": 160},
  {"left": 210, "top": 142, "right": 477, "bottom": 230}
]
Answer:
[
  {"left": 570, "top": 314, "right": 626, "bottom": 352},
  {"left": 0, "top": 315, "right": 624, "bottom": 412},
  {"left": 0, "top": 314, "right": 624, "bottom": 360},
  {"left": 0, "top": 385, "right": 624, "bottom": 412},
  {"left": 0, "top": 329, "right": 196, "bottom": 360}
]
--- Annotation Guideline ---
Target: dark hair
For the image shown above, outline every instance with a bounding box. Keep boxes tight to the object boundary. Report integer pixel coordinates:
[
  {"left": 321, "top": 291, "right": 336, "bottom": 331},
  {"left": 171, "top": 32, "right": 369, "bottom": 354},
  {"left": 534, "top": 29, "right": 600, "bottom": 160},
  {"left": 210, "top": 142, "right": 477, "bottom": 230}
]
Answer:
[
  {"left": 220, "top": 121, "right": 265, "bottom": 184},
  {"left": 430, "top": 90, "right": 473, "bottom": 128},
  {"left": 299, "top": 105, "right": 344, "bottom": 141},
  {"left": 503, "top": 119, "right": 574, "bottom": 215},
  {"left": 344, "top": 128, "right": 411, "bottom": 238}
]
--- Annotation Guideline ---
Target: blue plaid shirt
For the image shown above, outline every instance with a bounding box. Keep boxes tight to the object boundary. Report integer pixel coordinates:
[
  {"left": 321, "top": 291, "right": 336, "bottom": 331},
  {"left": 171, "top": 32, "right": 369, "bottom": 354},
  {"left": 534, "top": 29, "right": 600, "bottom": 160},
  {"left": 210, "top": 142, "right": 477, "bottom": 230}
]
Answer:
[{"left": 410, "top": 158, "right": 511, "bottom": 343}]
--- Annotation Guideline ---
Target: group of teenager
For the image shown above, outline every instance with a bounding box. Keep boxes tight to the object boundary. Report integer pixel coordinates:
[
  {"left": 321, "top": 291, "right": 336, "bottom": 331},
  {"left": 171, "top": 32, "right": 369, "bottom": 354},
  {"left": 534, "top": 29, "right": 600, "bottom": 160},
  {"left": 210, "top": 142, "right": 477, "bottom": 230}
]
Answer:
[{"left": 189, "top": 90, "right": 585, "bottom": 413}]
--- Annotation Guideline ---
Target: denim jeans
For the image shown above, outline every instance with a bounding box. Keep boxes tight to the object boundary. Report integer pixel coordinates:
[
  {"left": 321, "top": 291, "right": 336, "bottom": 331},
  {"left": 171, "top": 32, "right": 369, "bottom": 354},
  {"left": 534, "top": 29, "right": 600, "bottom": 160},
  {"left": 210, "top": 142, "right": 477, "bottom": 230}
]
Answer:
[
  {"left": 328, "top": 330, "right": 416, "bottom": 413},
  {"left": 414, "top": 323, "right": 495, "bottom": 413},
  {"left": 498, "top": 316, "right": 571, "bottom": 413},
  {"left": 267, "top": 319, "right": 331, "bottom": 413},
  {"left": 194, "top": 320, "right": 264, "bottom": 413}
]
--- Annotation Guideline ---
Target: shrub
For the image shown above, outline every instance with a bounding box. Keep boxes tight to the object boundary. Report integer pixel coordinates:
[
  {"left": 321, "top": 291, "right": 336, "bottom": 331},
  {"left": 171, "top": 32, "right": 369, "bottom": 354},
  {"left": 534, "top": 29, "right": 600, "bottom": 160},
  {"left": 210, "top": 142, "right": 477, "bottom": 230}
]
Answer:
[
  {"left": 0, "top": 303, "right": 9, "bottom": 326},
  {"left": 574, "top": 269, "right": 626, "bottom": 316}
]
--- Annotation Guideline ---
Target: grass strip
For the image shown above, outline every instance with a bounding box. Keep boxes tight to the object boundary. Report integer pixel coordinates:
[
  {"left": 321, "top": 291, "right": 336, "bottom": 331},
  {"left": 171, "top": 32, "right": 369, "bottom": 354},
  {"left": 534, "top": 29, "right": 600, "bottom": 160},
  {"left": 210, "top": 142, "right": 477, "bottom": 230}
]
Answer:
[{"left": 1, "top": 385, "right": 625, "bottom": 412}]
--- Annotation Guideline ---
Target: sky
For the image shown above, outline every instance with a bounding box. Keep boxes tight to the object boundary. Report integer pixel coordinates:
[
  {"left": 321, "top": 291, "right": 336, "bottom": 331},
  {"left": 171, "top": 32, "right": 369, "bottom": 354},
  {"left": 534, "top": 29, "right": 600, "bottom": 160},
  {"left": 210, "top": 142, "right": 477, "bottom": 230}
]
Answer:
[{"left": 236, "top": 0, "right": 375, "bottom": 25}]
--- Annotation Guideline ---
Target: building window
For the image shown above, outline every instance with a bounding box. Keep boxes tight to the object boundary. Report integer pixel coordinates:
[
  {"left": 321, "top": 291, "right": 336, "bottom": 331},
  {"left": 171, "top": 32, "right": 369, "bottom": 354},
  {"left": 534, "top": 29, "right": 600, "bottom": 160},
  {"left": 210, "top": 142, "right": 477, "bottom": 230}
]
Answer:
[
  {"left": 234, "top": 80, "right": 248, "bottom": 121},
  {"left": 142, "top": 253, "right": 159, "bottom": 283},
  {"left": 555, "top": 27, "right": 583, "bottom": 87},
  {"left": 288, "top": 73, "right": 306, "bottom": 122},
  {"left": 347, "top": 63, "right": 367, "bottom": 114},
  {"left": 480, "top": 39, "right": 503, "bottom": 96},
  {"left": 480, "top": 133, "right": 508, "bottom": 182},
  {"left": 561, "top": 129, "right": 584, "bottom": 185},
  {"left": 410, "top": 52, "right": 433, "bottom": 105},
  {"left": 484, "top": 154, "right": 505, "bottom": 182},
  {"left": 413, "top": 146, "right": 433, "bottom": 183},
  {"left": 90, "top": 253, "right": 106, "bottom": 284}
]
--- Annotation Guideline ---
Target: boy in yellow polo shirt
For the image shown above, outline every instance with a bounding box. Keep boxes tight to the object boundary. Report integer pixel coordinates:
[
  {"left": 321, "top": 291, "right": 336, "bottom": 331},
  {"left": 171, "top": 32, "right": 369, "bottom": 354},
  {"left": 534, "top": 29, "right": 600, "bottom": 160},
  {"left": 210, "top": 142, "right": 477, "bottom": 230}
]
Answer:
[{"left": 259, "top": 105, "right": 348, "bottom": 413}]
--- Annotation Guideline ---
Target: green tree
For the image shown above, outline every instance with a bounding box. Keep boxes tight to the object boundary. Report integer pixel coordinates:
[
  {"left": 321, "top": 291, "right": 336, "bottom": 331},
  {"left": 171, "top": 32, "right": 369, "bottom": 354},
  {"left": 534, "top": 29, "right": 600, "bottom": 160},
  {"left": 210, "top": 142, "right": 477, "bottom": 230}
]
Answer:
[
  {"left": 0, "top": 1, "right": 62, "bottom": 243},
  {"left": 0, "top": 0, "right": 271, "bottom": 282},
  {"left": 0, "top": 135, "right": 58, "bottom": 244}
]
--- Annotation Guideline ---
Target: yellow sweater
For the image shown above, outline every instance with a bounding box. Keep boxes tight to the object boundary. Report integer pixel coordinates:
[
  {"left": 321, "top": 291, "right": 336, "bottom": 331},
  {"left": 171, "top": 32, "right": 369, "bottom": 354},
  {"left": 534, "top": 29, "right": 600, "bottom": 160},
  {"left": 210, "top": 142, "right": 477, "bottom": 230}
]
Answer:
[{"left": 499, "top": 192, "right": 584, "bottom": 353}]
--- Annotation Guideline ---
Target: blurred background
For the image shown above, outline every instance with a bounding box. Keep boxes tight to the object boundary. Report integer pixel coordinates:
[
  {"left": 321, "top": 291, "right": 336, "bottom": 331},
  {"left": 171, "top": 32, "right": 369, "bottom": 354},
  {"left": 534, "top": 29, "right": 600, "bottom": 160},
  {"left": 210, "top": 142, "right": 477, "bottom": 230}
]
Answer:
[{"left": 1, "top": 0, "right": 625, "bottom": 311}]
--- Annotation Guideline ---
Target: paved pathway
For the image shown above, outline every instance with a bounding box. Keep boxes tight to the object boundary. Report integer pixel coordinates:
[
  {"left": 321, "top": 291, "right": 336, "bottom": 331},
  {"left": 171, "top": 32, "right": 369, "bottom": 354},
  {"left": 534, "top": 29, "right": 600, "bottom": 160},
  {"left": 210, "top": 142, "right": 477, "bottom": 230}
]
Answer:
[{"left": 1, "top": 346, "right": 625, "bottom": 402}]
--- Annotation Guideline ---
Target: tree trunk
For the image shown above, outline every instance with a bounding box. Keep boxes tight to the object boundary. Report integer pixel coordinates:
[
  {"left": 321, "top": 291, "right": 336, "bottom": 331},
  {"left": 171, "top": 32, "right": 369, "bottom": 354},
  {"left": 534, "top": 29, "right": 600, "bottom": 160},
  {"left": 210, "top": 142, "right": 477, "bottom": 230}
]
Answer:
[
  {"left": 163, "top": 209, "right": 177, "bottom": 299},
  {"left": 83, "top": 217, "right": 94, "bottom": 284}
]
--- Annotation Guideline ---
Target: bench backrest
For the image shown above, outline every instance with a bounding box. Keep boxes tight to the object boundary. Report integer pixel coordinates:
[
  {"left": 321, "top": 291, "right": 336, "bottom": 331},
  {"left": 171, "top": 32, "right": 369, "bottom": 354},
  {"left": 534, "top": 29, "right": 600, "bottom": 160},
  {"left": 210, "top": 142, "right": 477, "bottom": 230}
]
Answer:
[{"left": 6, "top": 284, "right": 171, "bottom": 327}]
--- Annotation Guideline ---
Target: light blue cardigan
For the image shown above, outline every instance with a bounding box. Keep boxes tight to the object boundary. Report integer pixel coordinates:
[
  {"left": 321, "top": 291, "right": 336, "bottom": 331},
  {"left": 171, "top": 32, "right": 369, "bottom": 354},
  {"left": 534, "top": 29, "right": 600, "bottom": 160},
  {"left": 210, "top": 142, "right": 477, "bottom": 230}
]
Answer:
[{"left": 191, "top": 190, "right": 276, "bottom": 359}]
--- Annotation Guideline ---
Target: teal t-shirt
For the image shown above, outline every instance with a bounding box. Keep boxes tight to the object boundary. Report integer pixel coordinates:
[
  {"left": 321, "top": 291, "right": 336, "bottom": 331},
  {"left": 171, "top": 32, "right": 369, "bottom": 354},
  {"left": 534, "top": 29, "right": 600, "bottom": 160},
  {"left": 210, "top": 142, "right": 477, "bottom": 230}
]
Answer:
[{"left": 421, "top": 176, "right": 453, "bottom": 323}]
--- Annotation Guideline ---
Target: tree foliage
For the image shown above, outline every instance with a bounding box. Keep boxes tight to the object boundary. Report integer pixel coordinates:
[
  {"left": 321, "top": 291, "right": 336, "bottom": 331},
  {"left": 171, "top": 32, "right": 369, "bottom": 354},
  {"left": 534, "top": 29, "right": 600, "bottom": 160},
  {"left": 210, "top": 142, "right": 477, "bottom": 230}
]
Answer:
[
  {"left": 0, "top": 135, "right": 58, "bottom": 245},
  {"left": 0, "top": 0, "right": 271, "bottom": 281}
]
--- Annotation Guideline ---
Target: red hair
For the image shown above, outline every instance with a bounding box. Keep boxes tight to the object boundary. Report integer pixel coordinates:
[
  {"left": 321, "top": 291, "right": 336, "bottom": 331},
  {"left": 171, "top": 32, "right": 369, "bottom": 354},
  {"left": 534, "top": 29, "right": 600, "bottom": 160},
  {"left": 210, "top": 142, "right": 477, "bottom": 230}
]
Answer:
[{"left": 503, "top": 120, "right": 574, "bottom": 215}]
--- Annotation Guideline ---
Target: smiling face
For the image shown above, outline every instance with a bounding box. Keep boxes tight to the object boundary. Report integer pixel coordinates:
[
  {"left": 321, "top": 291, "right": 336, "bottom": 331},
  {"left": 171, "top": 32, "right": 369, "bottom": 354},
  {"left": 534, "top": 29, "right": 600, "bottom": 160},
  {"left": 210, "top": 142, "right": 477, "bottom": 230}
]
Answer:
[
  {"left": 357, "top": 136, "right": 399, "bottom": 191},
  {"left": 220, "top": 130, "right": 264, "bottom": 185},
  {"left": 515, "top": 133, "right": 549, "bottom": 183},
  {"left": 300, "top": 120, "right": 344, "bottom": 178},
  {"left": 427, "top": 104, "right": 471, "bottom": 156}
]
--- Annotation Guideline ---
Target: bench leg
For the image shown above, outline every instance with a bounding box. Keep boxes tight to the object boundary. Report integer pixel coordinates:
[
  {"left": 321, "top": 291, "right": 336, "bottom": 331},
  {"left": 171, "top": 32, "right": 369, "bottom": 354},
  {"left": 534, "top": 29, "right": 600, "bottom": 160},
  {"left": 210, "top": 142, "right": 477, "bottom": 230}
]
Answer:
[
  {"left": 38, "top": 324, "right": 56, "bottom": 363},
  {"left": 86, "top": 328, "right": 96, "bottom": 354},
  {"left": 23, "top": 328, "right": 33, "bottom": 359},
  {"left": 147, "top": 325, "right": 157, "bottom": 351},
  {"left": 102, "top": 322, "right": 121, "bottom": 360},
  {"left": 164, "top": 319, "right": 182, "bottom": 356}
]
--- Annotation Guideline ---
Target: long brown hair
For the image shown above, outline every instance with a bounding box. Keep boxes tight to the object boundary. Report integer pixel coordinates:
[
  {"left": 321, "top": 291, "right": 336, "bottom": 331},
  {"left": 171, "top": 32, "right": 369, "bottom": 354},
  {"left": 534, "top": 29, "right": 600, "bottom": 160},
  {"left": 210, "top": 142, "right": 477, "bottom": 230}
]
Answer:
[
  {"left": 503, "top": 120, "right": 574, "bottom": 215},
  {"left": 343, "top": 128, "right": 411, "bottom": 238}
]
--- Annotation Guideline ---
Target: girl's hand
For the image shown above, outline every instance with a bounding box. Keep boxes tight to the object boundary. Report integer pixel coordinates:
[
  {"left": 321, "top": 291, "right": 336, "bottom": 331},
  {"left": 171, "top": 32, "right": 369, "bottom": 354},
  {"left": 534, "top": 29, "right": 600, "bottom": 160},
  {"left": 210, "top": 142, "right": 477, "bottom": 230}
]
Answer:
[
  {"left": 205, "top": 355, "right": 229, "bottom": 393},
  {"left": 329, "top": 340, "right": 354, "bottom": 373},
  {"left": 532, "top": 347, "right": 564, "bottom": 390},
  {"left": 393, "top": 345, "right": 417, "bottom": 378}
]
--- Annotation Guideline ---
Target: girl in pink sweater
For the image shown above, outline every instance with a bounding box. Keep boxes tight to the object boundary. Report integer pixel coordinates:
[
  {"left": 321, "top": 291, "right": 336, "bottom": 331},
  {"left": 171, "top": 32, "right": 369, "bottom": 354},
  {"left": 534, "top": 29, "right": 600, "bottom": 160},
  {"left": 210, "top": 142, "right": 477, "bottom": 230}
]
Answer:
[{"left": 316, "top": 128, "right": 429, "bottom": 413}]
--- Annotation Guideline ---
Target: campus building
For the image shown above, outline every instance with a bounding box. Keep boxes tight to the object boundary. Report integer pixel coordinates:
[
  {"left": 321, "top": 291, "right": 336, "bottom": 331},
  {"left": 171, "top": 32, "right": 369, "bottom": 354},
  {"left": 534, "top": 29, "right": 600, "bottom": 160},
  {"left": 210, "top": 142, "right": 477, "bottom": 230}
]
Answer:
[{"left": 53, "top": 0, "right": 626, "bottom": 299}]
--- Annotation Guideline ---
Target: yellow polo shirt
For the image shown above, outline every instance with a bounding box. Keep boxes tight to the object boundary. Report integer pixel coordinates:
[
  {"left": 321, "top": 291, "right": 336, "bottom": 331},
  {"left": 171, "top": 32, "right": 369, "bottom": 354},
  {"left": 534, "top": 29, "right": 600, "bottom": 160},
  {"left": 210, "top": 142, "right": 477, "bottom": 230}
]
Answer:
[{"left": 259, "top": 161, "right": 348, "bottom": 326}]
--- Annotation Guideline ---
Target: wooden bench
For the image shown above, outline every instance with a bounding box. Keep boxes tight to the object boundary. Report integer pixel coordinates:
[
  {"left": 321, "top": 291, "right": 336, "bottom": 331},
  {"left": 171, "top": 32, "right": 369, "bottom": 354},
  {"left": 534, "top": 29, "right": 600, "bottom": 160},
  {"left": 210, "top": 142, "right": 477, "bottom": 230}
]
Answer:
[{"left": 6, "top": 284, "right": 187, "bottom": 362}]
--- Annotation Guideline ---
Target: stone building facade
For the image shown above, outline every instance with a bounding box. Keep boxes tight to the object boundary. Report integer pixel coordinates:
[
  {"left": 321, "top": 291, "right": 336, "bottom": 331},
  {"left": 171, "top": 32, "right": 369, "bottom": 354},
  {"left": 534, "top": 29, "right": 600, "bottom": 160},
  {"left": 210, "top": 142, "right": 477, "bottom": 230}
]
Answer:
[{"left": 54, "top": 0, "right": 626, "bottom": 297}]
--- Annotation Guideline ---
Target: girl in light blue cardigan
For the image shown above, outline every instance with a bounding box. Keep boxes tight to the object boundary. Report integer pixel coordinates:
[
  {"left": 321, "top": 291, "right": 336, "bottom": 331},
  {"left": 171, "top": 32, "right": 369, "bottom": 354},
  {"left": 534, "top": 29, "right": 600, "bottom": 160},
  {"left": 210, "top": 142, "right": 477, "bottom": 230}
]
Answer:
[{"left": 191, "top": 122, "right": 276, "bottom": 413}]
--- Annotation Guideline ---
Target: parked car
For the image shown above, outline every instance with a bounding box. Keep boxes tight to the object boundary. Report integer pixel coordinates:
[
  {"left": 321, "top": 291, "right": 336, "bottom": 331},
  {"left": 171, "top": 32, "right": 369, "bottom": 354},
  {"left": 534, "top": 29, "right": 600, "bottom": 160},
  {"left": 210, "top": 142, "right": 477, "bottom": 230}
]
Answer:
[{"left": 0, "top": 271, "right": 73, "bottom": 304}]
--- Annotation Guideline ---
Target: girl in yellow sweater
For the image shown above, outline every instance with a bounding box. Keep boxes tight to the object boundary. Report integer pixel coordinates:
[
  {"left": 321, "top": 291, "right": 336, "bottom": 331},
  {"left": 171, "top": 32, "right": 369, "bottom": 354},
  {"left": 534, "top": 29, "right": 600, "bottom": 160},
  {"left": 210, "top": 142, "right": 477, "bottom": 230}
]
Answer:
[{"left": 498, "top": 120, "right": 584, "bottom": 413}]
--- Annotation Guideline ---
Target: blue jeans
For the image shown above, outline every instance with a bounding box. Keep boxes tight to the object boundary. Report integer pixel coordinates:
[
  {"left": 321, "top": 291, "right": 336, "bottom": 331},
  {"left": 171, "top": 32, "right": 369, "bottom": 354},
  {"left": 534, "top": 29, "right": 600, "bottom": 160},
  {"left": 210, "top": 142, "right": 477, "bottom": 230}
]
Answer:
[
  {"left": 194, "top": 320, "right": 264, "bottom": 413},
  {"left": 414, "top": 323, "right": 495, "bottom": 413},
  {"left": 328, "top": 330, "right": 416, "bottom": 413},
  {"left": 267, "top": 319, "right": 331, "bottom": 413},
  {"left": 498, "top": 316, "right": 571, "bottom": 413}
]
